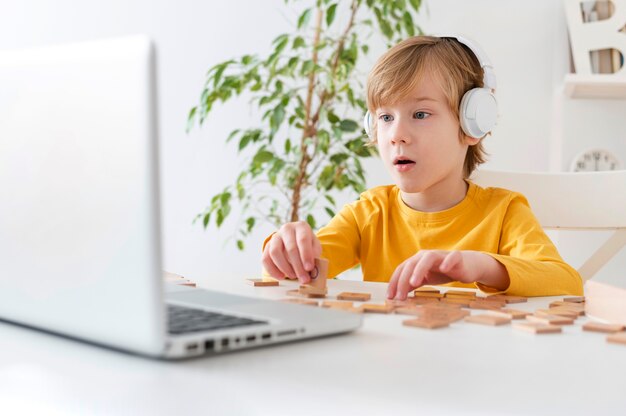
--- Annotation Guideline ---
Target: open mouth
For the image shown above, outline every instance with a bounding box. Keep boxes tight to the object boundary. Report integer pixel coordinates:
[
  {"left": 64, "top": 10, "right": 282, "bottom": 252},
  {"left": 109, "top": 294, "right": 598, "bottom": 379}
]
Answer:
[{"left": 393, "top": 156, "right": 415, "bottom": 166}]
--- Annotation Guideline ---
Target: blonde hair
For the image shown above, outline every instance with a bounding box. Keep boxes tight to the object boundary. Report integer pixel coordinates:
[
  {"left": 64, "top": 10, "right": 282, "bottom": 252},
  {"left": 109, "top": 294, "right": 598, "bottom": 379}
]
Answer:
[{"left": 366, "top": 36, "right": 489, "bottom": 178}]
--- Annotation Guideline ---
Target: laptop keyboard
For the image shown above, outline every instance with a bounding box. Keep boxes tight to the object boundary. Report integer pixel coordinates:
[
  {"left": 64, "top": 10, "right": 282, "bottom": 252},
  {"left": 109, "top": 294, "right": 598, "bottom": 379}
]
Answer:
[{"left": 167, "top": 304, "right": 268, "bottom": 335}]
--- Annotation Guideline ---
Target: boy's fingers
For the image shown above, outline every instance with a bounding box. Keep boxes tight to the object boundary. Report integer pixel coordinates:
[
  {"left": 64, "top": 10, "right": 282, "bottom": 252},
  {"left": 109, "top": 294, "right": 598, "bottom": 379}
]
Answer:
[
  {"left": 312, "top": 236, "right": 322, "bottom": 260},
  {"left": 281, "top": 230, "right": 310, "bottom": 284},
  {"left": 268, "top": 236, "right": 298, "bottom": 279},
  {"left": 295, "top": 225, "right": 315, "bottom": 272},
  {"left": 262, "top": 250, "right": 285, "bottom": 279},
  {"left": 386, "top": 263, "right": 404, "bottom": 299},
  {"left": 440, "top": 250, "right": 462, "bottom": 274},
  {"left": 409, "top": 252, "right": 442, "bottom": 287},
  {"left": 395, "top": 258, "right": 419, "bottom": 300}
]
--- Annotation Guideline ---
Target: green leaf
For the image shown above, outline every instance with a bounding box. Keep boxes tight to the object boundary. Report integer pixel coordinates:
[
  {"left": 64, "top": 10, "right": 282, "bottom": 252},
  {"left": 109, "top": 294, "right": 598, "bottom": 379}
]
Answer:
[
  {"left": 403, "top": 11, "right": 415, "bottom": 36},
  {"left": 327, "top": 111, "right": 340, "bottom": 124},
  {"left": 246, "top": 217, "right": 256, "bottom": 233},
  {"left": 253, "top": 149, "right": 274, "bottom": 164},
  {"left": 339, "top": 119, "right": 359, "bottom": 132},
  {"left": 292, "top": 36, "right": 305, "bottom": 49},
  {"left": 306, "top": 214, "right": 317, "bottom": 229},
  {"left": 297, "top": 8, "right": 312, "bottom": 29},
  {"left": 186, "top": 106, "right": 197, "bottom": 132},
  {"left": 324, "top": 207, "right": 335, "bottom": 218},
  {"left": 409, "top": 0, "right": 421, "bottom": 12},
  {"left": 203, "top": 213, "right": 211, "bottom": 228},
  {"left": 237, "top": 240, "right": 244, "bottom": 250},
  {"left": 326, "top": 3, "right": 337, "bottom": 27},
  {"left": 324, "top": 194, "right": 336, "bottom": 206}
]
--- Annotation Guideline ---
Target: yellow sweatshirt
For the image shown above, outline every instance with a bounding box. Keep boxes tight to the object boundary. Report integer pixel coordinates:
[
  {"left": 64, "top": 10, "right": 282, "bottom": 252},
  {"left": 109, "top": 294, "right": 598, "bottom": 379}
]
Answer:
[{"left": 314, "top": 181, "right": 583, "bottom": 297}]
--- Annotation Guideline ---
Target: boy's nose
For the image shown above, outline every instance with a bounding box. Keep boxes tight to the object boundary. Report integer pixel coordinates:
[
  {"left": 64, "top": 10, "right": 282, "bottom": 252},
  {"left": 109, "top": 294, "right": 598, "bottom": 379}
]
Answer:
[{"left": 389, "top": 122, "right": 412, "bottom": 145}]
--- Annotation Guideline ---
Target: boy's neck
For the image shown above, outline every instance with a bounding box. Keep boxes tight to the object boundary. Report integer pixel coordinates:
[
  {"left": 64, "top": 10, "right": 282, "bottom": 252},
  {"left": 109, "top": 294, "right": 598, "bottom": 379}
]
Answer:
[{"left": 400, "top": 177, "right": 469, "bottom": 213}]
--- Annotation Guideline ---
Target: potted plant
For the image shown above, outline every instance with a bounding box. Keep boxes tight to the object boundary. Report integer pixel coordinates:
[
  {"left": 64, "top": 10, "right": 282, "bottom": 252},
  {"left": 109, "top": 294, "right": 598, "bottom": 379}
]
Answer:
[{"left": 187, "top": 0, "right": 424, "bottom": 250}]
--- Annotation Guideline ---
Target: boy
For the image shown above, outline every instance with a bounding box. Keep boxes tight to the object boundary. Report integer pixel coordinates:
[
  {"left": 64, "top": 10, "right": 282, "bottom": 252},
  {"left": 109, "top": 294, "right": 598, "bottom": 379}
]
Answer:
[{"left": 262, "top": 35, "right": 583, "bottom": 299}]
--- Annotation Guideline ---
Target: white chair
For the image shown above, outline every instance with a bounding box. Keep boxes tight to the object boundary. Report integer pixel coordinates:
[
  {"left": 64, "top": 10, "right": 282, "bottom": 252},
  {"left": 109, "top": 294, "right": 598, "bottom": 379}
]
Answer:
[{"left": 471, "top": 169, "right": 626, "bottom": 282}]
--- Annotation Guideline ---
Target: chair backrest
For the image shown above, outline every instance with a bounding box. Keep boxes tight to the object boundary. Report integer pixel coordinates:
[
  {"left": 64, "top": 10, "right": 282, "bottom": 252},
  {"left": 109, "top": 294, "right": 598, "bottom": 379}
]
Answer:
[{"left": 471, "top": 169, "right": 626, "bottom": 281}]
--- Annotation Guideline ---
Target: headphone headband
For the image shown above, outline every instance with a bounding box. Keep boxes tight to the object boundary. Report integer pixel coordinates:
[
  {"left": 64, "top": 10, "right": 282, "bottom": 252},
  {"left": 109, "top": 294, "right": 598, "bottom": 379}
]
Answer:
[{"left": 435, "top": 34, "right": 497, "bottom": 91}]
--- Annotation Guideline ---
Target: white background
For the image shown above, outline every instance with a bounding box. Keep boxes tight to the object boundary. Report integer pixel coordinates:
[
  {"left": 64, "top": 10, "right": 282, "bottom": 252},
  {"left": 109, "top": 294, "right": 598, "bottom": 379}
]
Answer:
[{"left": 2, "top": 0, "right": 625, "bottom": 286}]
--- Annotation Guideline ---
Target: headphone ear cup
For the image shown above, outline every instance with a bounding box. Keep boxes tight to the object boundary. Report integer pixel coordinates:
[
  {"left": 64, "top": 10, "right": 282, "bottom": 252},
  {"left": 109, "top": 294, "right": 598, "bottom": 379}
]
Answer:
[
  {"left": 363, "top": 112, "right": 372, "bottom": 137},
  {"left": 459, "top": 88, "right": 498, "bottom": 139}
]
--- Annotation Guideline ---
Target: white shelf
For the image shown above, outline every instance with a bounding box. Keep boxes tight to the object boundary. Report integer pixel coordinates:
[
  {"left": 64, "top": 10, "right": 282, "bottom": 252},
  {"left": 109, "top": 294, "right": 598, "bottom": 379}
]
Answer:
[{"left": 564, "top": 74, "right": 626, "bottom": 99}]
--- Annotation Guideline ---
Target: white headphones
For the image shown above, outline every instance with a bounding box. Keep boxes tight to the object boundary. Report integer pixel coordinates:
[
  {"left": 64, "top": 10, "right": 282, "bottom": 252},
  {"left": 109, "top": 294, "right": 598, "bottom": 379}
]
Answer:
[{"left": 363, "top": 35, "right": 498, "bottom": 140}]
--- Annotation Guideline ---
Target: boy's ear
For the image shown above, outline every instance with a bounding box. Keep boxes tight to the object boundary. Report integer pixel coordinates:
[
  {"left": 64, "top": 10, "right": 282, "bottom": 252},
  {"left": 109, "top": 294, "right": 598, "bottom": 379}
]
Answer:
[{"left": 463, "top": 134, "right": 481, "bottom": 146}]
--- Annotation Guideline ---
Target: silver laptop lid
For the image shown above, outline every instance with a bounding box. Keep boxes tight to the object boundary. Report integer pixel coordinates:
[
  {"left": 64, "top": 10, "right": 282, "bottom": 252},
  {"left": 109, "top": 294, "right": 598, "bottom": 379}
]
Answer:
[{"left": 0, "top": 36, "right": 165, "bottom": 356}]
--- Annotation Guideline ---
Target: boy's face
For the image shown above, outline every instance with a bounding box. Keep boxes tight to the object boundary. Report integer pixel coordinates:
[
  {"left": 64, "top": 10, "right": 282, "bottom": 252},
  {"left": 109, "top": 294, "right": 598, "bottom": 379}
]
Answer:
[{"left": 375, "top": 73, "right": 478, "bottom": 194}]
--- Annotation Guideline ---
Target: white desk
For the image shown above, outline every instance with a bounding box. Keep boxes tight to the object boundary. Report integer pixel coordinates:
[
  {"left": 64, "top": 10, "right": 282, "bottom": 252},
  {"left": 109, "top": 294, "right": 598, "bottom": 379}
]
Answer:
[{"left": 1, "top": 279, "right": 624, "bottom": 415}]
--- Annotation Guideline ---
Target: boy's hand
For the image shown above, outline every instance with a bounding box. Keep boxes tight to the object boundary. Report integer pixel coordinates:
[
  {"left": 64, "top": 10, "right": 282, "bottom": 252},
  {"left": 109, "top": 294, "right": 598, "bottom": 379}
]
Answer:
[
  {"left": 262, "top": 221, "right": 322, "bottom": 284},
  {"left": 386, "top": 250, "right": 509, "bottom": 300}
]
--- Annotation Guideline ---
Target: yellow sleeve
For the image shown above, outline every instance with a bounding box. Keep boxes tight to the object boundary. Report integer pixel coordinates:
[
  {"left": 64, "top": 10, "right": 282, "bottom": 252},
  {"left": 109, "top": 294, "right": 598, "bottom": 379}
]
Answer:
[
  {"left": 478, "top": 194, "right": 583, "bottom": 297},
  {"left": 316, "top": 204, "right": 362, "bottom": 278}
]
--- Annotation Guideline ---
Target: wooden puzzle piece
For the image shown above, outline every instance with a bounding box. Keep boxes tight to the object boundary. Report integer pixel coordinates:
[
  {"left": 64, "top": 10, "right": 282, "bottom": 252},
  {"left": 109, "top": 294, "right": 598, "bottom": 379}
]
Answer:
[
  {"left": 418, "top": 307, "right": 469, "bottom": 323},
  {"left": 464, "top": 314, "right": 512, "bottom": 326},
  {"left": 362, "top": 303, "right": 395, "bottom": 314},
  {"left": 582, "top": 321, "right": 625, "bottom": 333},
  {"left": 468, "top": 300, "right": 506, "bottom": 310},
  {"left": 413, "top": 286, "right": 441, "bottom": 293},
  {"left": 394, "top": 306, "right": 423, "bottom": 316},
  {"left": 485, "top": 295, "right": 527, "bottom": 304},
  {"left": 513, "top": 322, "right": 562, "bottom": 334},
  {"left": 321, "top": 300, "right": 354, "bottom": 309},
  {"left": 492, "top": 308, "right": 531, "bottom": 319},
  {"left": 526, "top": 314, "right": 574, "bottom": 326},
  {"left": 402, "top": 317, "right": 450, "bottom": 329},
  {"left": 246, "top": 278, "right": 279, "bottom": 287},
  {"left": 308, "top": 258, "right": 329, "bottom": 290},
  {"left": 444, "top": 290, "right": 477, "bottom": 299},
  {"left": 535, "top": 309, "right": 579, "bottom": 319},
  {"left": 440, "top": 297, "right": 473, "bottom": 307},
  {"left": 407, "top": 297, "right": 440, "bottom": 305},
  {"left": 563, "top": 296, "right": 585, "bottom": 303},
  {"left": 413, "top": 292, "right": 443, "bottom": 299},
  {"left": 607, "top": 332, "right": 626, "bottom": 345},
  {"left": 337, "top": 292, "right": 371, "bottom": 302}
]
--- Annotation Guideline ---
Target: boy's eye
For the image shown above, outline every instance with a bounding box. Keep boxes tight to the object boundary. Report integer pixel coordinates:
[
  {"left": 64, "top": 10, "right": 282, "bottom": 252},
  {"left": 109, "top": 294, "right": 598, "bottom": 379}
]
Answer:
[
  {"left": 379, "top": 114, "right": 393, "bottom": 123},
  {"left": 414, "top": 111, "right": 430, "bottom": 120}
]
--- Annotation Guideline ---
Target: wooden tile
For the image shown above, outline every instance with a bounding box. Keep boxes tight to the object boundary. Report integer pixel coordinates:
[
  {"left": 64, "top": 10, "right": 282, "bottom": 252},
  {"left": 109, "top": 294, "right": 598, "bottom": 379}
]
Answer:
[
  {"left": 468, "top": 300, "right": 506, "bottom": 310},
  {"left": 299, "top": 285, "right": 327, "bottom": 296},
  {"left": 407, "top": 297, "right": 440, "bottom": 305},
  {"left": 280, "top": 298, "right": 319, "bottom": 306},
  {"left": 549, "top": 301, "right": 585, "bottom": 311},
  {"left": 246, "top": 278, "right": 279, "bottom": 287},
  {"left": 337, "top": 292, "right": 371, "bottom": 302},
  {"left": 418, "top": 307, "right": 469, "bottom": 323},
  {"left": 362, "top": 303, "right": 395, "bottom": 314},
  {"left": 321, "top": 300, "right": 354, "bottom": 309},
  {"left": 492, "top": 308, "right": 531, "bottom": 319},
  {"left": 385, "top": 299, "right": 415, "bottom": 308},
  {"left": 286, "top": 289, "right": 302, "bottom": 297},
  {"left": 445, "top": 290, "right": 477, "bottom": 299},
  {"left": 421, "top": 302, "right": 463, "bottom": 310},
  {"left": 413, "top": 292, "right": 443, "bottom": 299},
  {"left": 526, "top": 314, "right": 574, "bottom": 326},
  {"left": 403, "top": 318, "right": 449, "bottom": 329},
  {"left": 583, "top": 321, "right": 625, "bottom": 333},
  {"left": 394, "top": 306, "right": 423, "bottom": 316},
  {"left": 464, "top": 314, "right": 512, "bottom": 326},
  {"left": 549, "top": 306, "right": 584, "bottom": 316},
  {"left": 513, "top": 322, "right": 562, "bottom": 334},
  {"left": 308, "top": 258, "right": 329, "bottom": 290},
  {"left": 413, "top": 286, "right": 441, "bottom": 293},
  {"left": 563, "top": 296, "right": 585, "bottom": 303},
  {"left": 485, "top": 295, "right": 528, "bottom": 304},
  {"left": 535, "top": 309, "right": 579, "bottom": 319},
  {"left": 441, "top": 297, "right": 472, "bottom": 307},
  {"left": 607, "top": 332, "right": 626, "bottom": 345}
]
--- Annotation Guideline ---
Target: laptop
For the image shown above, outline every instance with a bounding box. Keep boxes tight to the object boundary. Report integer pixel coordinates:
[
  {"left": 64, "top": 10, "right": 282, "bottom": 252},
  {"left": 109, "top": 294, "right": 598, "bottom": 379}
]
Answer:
[{"left": 0, "top": 35, "right": 361, "bottom": 359}]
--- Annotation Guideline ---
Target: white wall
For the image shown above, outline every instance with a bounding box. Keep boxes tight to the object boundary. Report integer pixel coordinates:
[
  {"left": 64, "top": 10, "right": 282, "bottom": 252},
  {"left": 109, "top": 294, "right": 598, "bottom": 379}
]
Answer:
[{"left": 2, "top": 0, "right": 624, "bottom": 286}]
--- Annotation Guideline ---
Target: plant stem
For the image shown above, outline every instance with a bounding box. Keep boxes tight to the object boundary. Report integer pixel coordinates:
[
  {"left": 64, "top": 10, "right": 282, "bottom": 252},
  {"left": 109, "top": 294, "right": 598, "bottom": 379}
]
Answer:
[{"left": 289, "top": 5, "right": 324, "bottom": 222}]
